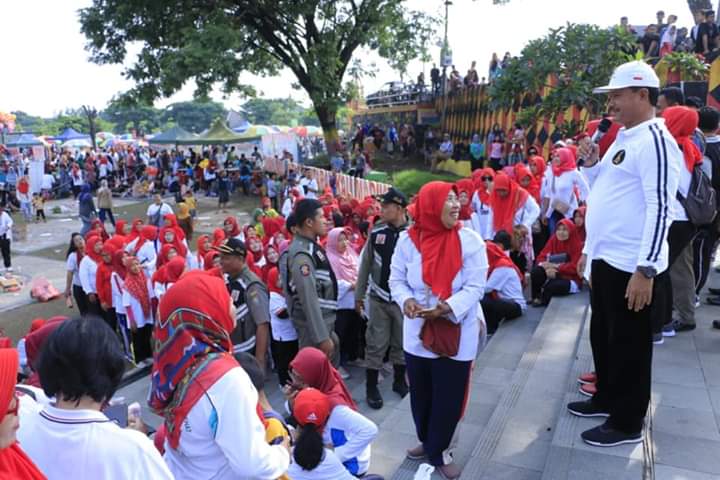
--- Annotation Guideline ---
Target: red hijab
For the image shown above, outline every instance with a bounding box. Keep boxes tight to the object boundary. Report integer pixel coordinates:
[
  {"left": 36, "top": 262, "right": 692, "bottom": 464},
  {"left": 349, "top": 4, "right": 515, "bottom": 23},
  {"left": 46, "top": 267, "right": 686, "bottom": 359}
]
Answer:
[
  {"left": 513, "top": 163, "right": 541, "bottom": 203},
  {"left": 455, "top": 179, "right": 474, "bottom": 221},
  {"left": 662, "top": 106, "right": 703, "bottom": 172},
  {"left": 585, "top": 118, "right": 621, "bottom": 157},
  {"left": 161, "top": 214, "right": 185, "bottom": 242},
  {"left": 160, "top": 229, "right": 187, "bottom": 260},
  {"left": 112, "top": 249, "right": 128, "bottom": 280},
  {"left": 472, "top": 167, "right": 495, "bottom": 204},
  {"left": 573, "top": 206, "right": 587, "bottom": 242},
  {"left": 123, "top": 257, "right": 152, "bottom": 318},
  {"left": 89, "top": 219, "right": 110, "bottom": 242},
  {"left": 203, "top": 250, "right": 220, "bottom": 270},
  {"left": 133, "top": 225, "right": 158, "bottom": 254},
  {"left": 491, "top": 173, "right": 529, "bottom": 235},
  {"left": 113, "top": 219, "right": 128, "bottom": 240},
  {"left": 486, "top": 241, "right": 523, "bottom": 281},
  {"left": 196, "top": 235, "right": 211, "bottom": 265},
  {"left": 0, "top": 349, "right": 46, "bottom": 480},
  {"left": 529, "top": 156, "right": 547, "bottom": 183},
  {"left": 212, "top": 228, "right": 226, "bottom": 248},
  {"left": 156, "top": 243, "right": 179, "bottom": 269},
  {"left": 551, "top": 147, "right": 576, "bottom": 177},
  {"left": 408, "top": 181, "right": 462, "bottom": 300},
  {"left": 24, "top": 316, "right": 68, "bottom": 388},
  {"left": 152, "top": 256, "right": 186, "bottom": 285},
  {"left": 290, "top": 347, "right": 358, "bottom": 410},
  {"left": 266, "top": 267, "right": 283, "bottom": 295},
  {"left": 127, "top": 218, "right": 143, "bottom": 243},
  {"left": 223, "top": 216, "right": 240, "bottom": 237},
  {"left": 537, "top": 218, "right": 583, "bottom": 285},
  {"left": 96, "top": 242, "right": 119, "bottom": 307},
  {"left": 85, "top": 235, "right": 104, "bottom": 263},
  {"left": 150, "top": 272, "right": 263, "bottom": 450}
]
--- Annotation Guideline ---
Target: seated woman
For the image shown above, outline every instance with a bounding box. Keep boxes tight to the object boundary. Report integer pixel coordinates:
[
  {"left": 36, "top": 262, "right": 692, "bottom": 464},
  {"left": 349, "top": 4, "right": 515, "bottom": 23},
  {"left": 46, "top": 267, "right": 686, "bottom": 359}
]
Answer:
[
  {"left": 289, "top": 388, "right": 383, "bottom": 480},
  {"left": 481, "top": 242, "right": 526, "bottom": 335},
  {"left": 287, "top": 347, "right": 377, "bottom": 477},
  {"left": 17, "top": 317, "right": 173, "bottom": 479},
  {"left": 530, "top": 219, "right": 583, "bottom": 306},
  {"left": 0, "top": 349, "right": 45, "bottom": 479}
]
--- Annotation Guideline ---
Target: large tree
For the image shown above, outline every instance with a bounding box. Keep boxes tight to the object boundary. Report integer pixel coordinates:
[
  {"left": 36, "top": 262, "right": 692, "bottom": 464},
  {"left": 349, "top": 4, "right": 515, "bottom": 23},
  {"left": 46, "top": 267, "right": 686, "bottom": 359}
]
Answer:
[
  {"left": 159, "top": 101, "right": 227, "bottom": 133},
  {"left": 79, "top": 0, "right": 435, "bottom": 152},
  {"left": 101, "top": 97, "right": 163, "bottom": 135}
]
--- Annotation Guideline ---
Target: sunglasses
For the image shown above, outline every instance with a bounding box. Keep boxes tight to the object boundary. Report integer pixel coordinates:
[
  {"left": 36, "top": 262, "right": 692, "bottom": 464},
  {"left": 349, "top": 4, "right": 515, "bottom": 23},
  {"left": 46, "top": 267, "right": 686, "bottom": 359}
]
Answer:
[{"left": 481, "top": 176, "right": 493, "bottom": 181}]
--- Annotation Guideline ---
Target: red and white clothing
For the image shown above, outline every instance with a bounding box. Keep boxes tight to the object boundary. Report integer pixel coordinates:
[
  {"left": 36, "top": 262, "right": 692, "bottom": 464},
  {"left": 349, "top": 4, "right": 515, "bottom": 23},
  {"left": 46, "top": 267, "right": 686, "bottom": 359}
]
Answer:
[{"left": 122, "top": 278, "right": 155, "bottom": 328}]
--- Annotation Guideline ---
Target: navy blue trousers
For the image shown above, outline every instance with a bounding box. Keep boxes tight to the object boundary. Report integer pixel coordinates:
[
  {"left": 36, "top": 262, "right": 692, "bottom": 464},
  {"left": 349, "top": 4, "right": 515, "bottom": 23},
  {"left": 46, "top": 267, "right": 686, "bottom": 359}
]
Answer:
[{"left": 405, "top": 352, "right": 472, "bottom": 466}]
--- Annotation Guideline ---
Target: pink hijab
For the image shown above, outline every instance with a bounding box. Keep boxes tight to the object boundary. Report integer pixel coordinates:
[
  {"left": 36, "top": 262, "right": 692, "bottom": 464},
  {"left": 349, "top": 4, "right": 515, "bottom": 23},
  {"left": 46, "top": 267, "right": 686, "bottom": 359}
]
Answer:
[{"left": 325, "top": 227, "right": 359, "bottom": 283}]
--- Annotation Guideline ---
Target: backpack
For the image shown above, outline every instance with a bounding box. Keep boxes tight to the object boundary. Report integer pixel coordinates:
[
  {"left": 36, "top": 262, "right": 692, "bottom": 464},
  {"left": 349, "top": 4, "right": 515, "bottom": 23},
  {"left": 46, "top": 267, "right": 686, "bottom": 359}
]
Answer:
[{"left": 678, "top": 165, "right": 717, "bottom": 226}]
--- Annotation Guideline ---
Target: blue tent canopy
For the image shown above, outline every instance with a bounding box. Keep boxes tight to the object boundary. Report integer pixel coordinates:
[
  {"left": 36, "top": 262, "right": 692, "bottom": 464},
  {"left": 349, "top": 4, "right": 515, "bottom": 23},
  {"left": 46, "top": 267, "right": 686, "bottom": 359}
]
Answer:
[
  {"left": 54, "top": 128, "right": 89, "bottom": 142},
  {"left": 4, "top": 133, "right": 43, "bottom": 147}
]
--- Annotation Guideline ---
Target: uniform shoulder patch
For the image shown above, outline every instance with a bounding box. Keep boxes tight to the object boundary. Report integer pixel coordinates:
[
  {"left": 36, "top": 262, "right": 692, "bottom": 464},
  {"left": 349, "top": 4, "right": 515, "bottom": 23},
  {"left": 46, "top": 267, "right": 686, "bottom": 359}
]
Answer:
[
  {"left": 300, "top": 264, "right": 311, "bottom": 276},
  {"left": 316, "top": 249, "right": 326, "bottom": 262},
  {"left": 611, "top": 149, "right": 625, "bottom": 165}
]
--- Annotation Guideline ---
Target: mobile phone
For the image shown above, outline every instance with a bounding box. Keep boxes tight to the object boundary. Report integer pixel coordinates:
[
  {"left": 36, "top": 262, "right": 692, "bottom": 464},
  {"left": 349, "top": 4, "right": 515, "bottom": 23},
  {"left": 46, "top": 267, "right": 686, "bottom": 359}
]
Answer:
[{"left": 103, "top": 402, "right": 128, "bottom": 428}]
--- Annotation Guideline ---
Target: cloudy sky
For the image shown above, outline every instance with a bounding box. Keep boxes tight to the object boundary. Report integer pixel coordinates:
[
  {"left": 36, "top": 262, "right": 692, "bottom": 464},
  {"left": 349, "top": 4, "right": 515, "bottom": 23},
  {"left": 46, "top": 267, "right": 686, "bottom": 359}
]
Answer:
[{"left": 3, "top": 0, "right": 694, "bottom": 117}]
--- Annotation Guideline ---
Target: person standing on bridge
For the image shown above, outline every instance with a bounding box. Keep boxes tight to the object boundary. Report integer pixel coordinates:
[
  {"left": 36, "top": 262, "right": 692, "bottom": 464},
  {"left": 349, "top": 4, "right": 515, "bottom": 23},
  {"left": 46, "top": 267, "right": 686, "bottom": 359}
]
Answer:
[{"left": 568, "top": 61, "right": 682, "bottom": 447}]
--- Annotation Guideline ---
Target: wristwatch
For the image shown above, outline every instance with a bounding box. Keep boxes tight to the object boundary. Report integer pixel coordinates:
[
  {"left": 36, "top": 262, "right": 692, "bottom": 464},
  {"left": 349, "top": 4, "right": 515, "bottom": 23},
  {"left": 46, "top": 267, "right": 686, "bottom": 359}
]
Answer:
[{"left": 636, "top": 266, "right": 657, "bottom": 279}]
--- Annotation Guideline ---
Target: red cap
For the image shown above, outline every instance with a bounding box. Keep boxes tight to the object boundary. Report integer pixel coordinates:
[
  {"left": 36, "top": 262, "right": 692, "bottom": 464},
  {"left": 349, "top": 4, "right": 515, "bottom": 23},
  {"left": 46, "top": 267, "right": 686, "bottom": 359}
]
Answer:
[{"left": 293, "top": 388, "right": 330, "bottom": 428}]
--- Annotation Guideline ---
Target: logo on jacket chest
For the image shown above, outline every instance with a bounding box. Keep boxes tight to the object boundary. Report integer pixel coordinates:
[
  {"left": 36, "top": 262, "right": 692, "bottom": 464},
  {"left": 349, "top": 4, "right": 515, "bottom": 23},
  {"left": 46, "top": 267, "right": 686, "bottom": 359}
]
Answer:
[
  {"left": 611, "top": 149, "right": 626, "bottom": 165},
  {"left": 375, "top": 234, "right": 386, "bottom": 245}
]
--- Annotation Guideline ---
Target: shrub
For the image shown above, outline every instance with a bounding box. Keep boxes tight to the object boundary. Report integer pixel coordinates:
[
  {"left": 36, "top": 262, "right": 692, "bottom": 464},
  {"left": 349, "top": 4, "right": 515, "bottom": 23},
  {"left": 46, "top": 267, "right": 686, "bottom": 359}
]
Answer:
[{"left": 391, "top": 169, "right": 461, "bottom": 196}]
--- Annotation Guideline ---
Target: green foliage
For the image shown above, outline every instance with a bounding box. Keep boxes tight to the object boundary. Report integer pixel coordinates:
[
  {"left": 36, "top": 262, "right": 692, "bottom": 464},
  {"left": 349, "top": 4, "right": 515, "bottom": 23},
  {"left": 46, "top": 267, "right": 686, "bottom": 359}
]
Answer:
[
  {"left": 489, "top": 23, "right": 638, "bottom": 117},
  {"left": 101, "top": 97, "right": 163, "bottom": 135},
  {"left": 160, "top": 101, "right": 227, "bottom": 133},
  {"left": 242, "top": 98, "right": 308, "bottom": 126},
  {"left": 391, "top": 169, "right": 460, "bottom": 196},
  {"left": 12, "top": 110, "right": 113, "bottom": 136},
  {"left": 660, "top": 51, "right": 708, "bottom": 81},
  {"left": 79, "top": 0, "right": 436, "bottom": 148}
]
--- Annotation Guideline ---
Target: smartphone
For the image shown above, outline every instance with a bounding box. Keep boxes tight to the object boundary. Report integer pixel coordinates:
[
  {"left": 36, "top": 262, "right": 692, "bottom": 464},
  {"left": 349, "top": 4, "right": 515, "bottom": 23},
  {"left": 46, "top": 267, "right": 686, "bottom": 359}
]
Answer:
[
  {"left": 103, "top": 402, "right": 128, "bottom": 428},
  {"left": 416, "top": 308, "right": 435, "bottom": 317}
]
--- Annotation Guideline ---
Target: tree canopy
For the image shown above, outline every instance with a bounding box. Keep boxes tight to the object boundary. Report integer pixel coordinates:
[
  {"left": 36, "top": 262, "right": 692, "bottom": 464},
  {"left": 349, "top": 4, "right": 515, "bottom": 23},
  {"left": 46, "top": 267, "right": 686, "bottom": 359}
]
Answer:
[
  {"left": 241, "top": 98, "right": 320, "bottom": 127},
  {"left": 79, "top": 0, "right": 436, "bottom": 149}
]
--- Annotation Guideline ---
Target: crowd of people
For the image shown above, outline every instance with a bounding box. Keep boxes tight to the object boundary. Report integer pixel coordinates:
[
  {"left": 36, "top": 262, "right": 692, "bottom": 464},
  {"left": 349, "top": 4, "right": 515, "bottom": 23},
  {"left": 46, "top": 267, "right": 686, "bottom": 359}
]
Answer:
[{"left": 0, "top": 56, "right": 719, "bottom": 479}]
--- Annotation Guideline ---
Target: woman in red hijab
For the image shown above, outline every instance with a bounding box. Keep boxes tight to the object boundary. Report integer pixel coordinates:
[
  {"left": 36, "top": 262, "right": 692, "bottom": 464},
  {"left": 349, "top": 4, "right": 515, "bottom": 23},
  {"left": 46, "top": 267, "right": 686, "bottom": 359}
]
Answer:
[
  {"left": 23, "top": 316, "right": 68, "bottom": 389},
  {"left": 455, "top": 179, "right": 474, "bottom": 221},
  {"left": 481, "top": 242, "right": 525, "bottom": 335},
  {"left": 194, "top": 235, "right": 211, "bottom": 269},
  {"left": 88, "top": 219, "right": 109, "bottom": 242},
  {"left": 113, "top": 219, "right": 130, "bottom": 239},
  {"left": 161, "top": 214, "right": 186, "bottom": 243},
  {"left": 288, "top": 347, "right": 357, "bottom": 410},
  {"left": 95, "top": 242, "right": 120, "bottom": 330},
  {"left": 544, "top": 147, "right": 589, "bottom": 234},
  {"left": 151, "top": 256, "right": 187, "bottom": 295},
  {"left": 211, "top": 228, "right": 226, "bottom": 248},
  {"left": 0, "top": 349, "right": 46, "bottom": 479},
  {"left": 159, "top": 228, "right": 187, "bottom": 262},
  {"left": 528, "top": 155, "right": 547, "bottom": 184},
  {"left": 260, "top": 244, "right": 279, "bottom": 283},
  {"left": 573, "top": 206, "right": 587, "bottom": 242},
  {"left": 223, "top": 216, "right": 241, "bottom": 239},
  {"left": 513, "top": 163, "right": 541, "bottom": 204},
  {"left": 490, "top": 172, "right": 534, "bottom": 237},
  {"left": 388, "top": 181, "right": 487, "bottom": 478},
  {"left": 531, "top": 218, "right": 583, "bottom": 306},
  {"left": 150, "top": 272, "right": 289, "bottom": 478},
  {"left": 127, "top": 218, "right": 144, "bottom": 243},
  {"left": 122, "top": 256, "right": 155, "bottom": 363}
]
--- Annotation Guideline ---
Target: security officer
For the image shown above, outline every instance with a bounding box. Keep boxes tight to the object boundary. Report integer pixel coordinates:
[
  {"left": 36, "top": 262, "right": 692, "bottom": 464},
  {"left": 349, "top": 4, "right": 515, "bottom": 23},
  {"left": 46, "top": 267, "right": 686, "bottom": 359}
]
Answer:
[
  {"left": 215, "top": 238, "right": 271, "bottom": 373},
  {"left": 355, "top": 187, "right": 409, "bottom": 409},
  {"left": 279, "top": 212, "right": 297, "bottom": 317},
  {"left": 287, "top": 198, "right": 339, "bottom": 363}
]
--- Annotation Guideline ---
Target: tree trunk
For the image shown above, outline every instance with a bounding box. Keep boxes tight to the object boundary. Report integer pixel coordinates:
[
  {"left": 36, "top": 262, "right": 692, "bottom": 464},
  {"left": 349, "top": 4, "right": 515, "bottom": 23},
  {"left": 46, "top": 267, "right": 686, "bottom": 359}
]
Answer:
[
  {"left": 688, "top": 0, "right": 712, "bottom": 19},
  {"left": 314, "top": 103, "right": 340, "bottom": 157},
  {"left": 83, "top": 106, "right": 98, "bottom": 150}
]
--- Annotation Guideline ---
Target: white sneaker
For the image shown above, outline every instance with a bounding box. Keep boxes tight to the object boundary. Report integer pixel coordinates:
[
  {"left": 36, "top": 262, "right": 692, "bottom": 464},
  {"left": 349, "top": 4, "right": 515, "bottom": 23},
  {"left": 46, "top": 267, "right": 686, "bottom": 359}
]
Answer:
[
  {"left": 5, "top": 267, "right": 12, "bottom": 273},
  {"left": 338, "top": 366, "right": 351, "bottom": 380}
]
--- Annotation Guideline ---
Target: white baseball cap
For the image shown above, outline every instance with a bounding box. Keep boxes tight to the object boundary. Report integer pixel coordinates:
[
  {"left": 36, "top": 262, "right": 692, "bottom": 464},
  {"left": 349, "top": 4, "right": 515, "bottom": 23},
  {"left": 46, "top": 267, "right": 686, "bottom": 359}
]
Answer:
[{"left": 592, "top": 61, "right": 660, "bottom": 94}]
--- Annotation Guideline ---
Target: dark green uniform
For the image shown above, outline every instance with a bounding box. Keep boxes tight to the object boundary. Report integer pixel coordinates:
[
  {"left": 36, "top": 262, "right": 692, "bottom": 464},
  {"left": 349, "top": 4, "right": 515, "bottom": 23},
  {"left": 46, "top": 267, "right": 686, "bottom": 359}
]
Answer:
[{"left": 226, "top": 265, "right": 269, "bottom": 354}]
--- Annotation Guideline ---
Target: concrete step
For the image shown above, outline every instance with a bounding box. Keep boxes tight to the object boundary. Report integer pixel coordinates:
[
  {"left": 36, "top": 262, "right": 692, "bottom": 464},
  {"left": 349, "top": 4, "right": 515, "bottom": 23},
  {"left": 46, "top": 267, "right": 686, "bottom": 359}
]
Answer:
[{"left": 375, "top": 296, "right": 547, "bottom": 479}]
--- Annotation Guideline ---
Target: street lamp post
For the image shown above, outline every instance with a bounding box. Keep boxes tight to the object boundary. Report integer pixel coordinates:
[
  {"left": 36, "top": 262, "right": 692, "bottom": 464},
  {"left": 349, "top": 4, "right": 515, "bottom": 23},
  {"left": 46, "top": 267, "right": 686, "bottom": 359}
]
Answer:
[{"left": 440, "top": 0, "right": 452, "bottom": 133}]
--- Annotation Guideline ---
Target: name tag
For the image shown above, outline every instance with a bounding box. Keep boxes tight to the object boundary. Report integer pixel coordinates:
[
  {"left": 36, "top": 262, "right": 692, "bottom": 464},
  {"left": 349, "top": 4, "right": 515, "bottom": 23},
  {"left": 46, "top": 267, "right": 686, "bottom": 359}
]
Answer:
[{"left": 480, "top": 210, "right": 489, "bottom": 215}]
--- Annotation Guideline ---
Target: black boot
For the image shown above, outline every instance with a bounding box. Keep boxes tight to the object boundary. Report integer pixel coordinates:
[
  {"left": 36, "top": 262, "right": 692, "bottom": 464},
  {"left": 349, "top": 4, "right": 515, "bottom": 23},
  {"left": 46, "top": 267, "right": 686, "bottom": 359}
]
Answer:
[
  {"left": 392, "top": 364, "right": 409, "bottom": 398},
  {"left": 366, "top": 369, "right": 383, "bottom": 409}
]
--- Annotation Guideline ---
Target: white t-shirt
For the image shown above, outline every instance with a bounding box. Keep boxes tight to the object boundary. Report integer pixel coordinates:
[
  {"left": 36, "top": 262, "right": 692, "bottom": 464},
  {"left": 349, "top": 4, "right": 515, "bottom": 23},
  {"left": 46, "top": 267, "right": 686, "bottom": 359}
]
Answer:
[
  {"left": 122, "top": 278, "right": 155, "bottom": 328},
  {"left": 287, "top": 449, "right": 355, "bottom": 480},
  {"left": 110, "top": 271, "right": 126, "bottom": 314},
  {"left": 146, "top": 203, "right": 173, "bottom": 225},
  {"left": 322, "top": 405, "right": 377, "bottom": 476},
  {"left": 18, "top": 402, "right": 173, "bottom": 480},
  {"left": 163, "top": 367, "right": 290, "bottom": 480},
  {"left": 78, "top": 256, "right": 98, "bottom": 294},
  {"left": 66, "top": 253, "right": 83, "bottom": 287},
  {"left": 543, "top": 170, "right": 589, "bottom": 219},
  {"left": 485, "top": 266, "right": 527, "bottom": 312},
  {"left": 270, "top": 291, "right": 297, "bottom": 341}
]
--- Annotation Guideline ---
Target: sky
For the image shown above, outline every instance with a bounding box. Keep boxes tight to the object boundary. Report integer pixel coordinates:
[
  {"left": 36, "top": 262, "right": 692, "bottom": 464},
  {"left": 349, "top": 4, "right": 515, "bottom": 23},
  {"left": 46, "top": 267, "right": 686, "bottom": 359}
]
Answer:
[{"left": 1, "top": 0, "right": 695, "bottom": 118}]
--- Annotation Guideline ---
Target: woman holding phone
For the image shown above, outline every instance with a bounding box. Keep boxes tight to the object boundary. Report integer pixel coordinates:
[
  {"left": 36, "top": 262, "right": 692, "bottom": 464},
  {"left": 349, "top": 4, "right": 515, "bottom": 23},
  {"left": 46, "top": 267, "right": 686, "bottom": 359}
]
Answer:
[{"left": 388, "top": 181, "right": 487, "bottom": 480}]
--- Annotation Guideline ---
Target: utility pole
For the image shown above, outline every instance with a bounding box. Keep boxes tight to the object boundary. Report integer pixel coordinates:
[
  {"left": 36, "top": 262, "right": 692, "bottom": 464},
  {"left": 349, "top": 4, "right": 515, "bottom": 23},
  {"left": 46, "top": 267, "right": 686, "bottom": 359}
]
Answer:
[{"left": 440, "top": 0, "right": 452, "bottom": 133}]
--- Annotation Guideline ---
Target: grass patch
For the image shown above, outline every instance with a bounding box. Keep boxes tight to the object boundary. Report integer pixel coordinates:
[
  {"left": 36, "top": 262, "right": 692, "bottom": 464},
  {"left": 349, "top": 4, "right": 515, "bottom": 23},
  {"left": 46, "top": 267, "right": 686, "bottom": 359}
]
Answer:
[{"left": 391, "top": 169, "right": 461, "bottom": 196}]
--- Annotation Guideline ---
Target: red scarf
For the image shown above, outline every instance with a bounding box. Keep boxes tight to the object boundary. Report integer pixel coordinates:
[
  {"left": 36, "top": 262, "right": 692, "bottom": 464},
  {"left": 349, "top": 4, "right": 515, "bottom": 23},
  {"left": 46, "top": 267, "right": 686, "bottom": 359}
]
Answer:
[
  {"left": 127, "top": 218, "right": 144, "bottom": 243},
  {"left": 0, "top": 350, "right": 46, "bottom": 479},
  {"left": 203, "top": 250, "right": 220, "bottom": 270},
  {"left": 537, "top": 219, "right": 583, "bottom": 285},
  {"left": 551, "top": 147, "right": 576, "bottom": 177},
  {"left": 662, "top": 106, "right": 703, "bottom": 172},
  {"left": 124, "top": 259, "right": 152, "bottom": 317},
  {"left": 160, "top": 214, "right": 186, "bottom": 242},
  {"left": 290, "top": 347, "right": 358, "bottom": 410},
  {"left": 24, "top": 317, "right": 67, "bottom": 388},
  {"left": 152, "top": 256, "right": 186, "bottom": 285},
  {"left": 472, "top": 167, "right": 495, "bottom": 205},
  {"left": 196, "top": 235, "right": 211, "bottom": 265},
  {"left": 133, "top": 225, "right": 158, "bottom": 255},
  {"left": 211, "top": 228, "right": 226, "bottom": 248},
  {"left": 574, "top": 206, "right": 587, "bottom": 242},
  {"left": 112, "top": 250, "right": 127, "bottom": 280},
  {"left": 407, "top": 181, "right": 462, "bottom": 300},
  {"left": 491, "top": 173, "right": 529, "bottom": 235},
  {"left": 96, "top": 243, "right": 119, "bottom": 307},
  {"left": 115, "top": 219, "right": 127, "bottom": 237},
  {"left": 223, "top": 216, "right": 240, "bottom": 237},
  {"left": 265, "top": 267, "right": 283, "bottom": 294},
  {"left": 513, "top": 163, "right": 541, "bottom": 203},
  {"left": 455, "top": 179, "right": 474, "bottom": 221},
  {"left": 85, "top": 236, "right": 104, "bottom": 264},
  {"left": 529, "top": 156, "right": 547, "bottom": 184},
  {"left": 486, "top": 241, "right": 522, "bottom": 281},
  {"left": 150, "top": 272, "right": 265, "bottom": 449}
]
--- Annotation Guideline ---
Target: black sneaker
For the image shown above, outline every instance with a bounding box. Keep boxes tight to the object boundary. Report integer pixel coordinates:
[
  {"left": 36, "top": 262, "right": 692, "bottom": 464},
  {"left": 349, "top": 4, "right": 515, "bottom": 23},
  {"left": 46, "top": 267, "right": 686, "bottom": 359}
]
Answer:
[
  {"left": 671, "top": 319, "right": 696, "bottom": 332},
  {"left": 567, "top": 400, "right": 609, "bottom": 418},
  {"left": 581, "top": 423, "right": 642, "bottom": 447},
  {"left": 708, "top": 287, "right": 720, "bottom": 295},
  {"left": 713, "top": 320, "right": 720, "bottom": 330}
]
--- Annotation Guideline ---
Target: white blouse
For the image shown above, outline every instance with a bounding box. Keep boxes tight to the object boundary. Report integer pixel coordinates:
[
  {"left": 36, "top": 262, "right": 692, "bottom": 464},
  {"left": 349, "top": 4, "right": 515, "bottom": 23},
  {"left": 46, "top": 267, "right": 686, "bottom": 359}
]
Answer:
[
  {"left": 389, "top": 227, "right": 488, "bottom": 362},
  {"left": 78, "top": 256, "right": 98, "bottom": 295},
  {"left": 543, "top": 170, "right": 589, "bottom": 219},
  {"left": 122, "top": 278, "right": 156, "bottom": 328}
]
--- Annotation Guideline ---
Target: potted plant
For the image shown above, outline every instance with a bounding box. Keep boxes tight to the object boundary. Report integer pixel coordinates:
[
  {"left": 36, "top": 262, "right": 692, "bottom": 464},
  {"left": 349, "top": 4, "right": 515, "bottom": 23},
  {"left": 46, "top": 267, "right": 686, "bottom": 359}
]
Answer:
[{"left": 661, "top": 52, "right": 708, "bottom": 84}]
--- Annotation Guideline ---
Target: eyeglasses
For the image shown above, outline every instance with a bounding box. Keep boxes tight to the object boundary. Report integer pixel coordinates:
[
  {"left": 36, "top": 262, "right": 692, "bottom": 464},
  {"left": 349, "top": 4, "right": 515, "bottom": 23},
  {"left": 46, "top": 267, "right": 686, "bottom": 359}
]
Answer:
[
  {"left": 481, "top": 177, "right": 493, "bottom": 181},
  {"left": 6, "top": 391, "right": 18, "bottom": 417}
]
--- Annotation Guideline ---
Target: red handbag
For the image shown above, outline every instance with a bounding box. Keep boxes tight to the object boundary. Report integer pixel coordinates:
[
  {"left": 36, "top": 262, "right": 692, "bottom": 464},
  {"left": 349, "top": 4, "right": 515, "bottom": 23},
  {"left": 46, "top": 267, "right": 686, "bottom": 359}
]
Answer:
[{"left": 420, "top": 316, "right": 461, "bottom": 357}]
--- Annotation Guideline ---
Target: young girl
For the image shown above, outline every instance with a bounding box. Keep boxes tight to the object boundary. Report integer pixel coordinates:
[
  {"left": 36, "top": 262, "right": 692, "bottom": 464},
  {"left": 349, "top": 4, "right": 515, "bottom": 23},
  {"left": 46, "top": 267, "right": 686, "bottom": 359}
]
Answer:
[
  {"left": 191, "top": 234, "right": 211, "bottom": 270},
  {"left": 288, "top": 388, "right": 382, "bottom": 480},
  {"left": 481, "top": 242, "right": 526, "bottom": 335},
  {"left": 267, "top": 267, "right": 298, "bottom": 387},
  {"left": 122, "top": 256, "right": 156, "bottom": 364}
]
